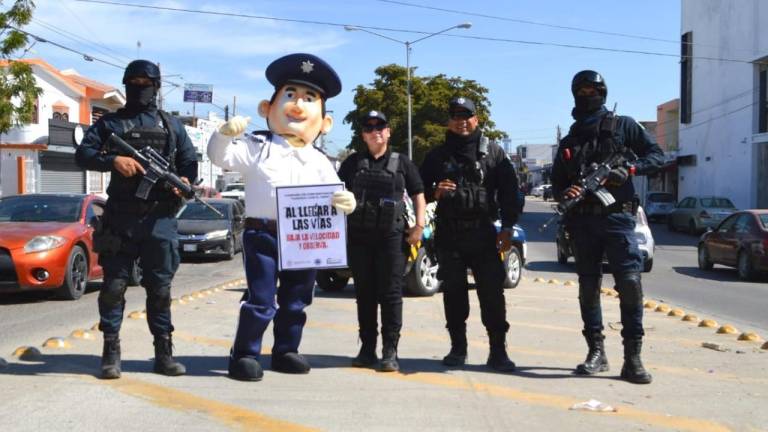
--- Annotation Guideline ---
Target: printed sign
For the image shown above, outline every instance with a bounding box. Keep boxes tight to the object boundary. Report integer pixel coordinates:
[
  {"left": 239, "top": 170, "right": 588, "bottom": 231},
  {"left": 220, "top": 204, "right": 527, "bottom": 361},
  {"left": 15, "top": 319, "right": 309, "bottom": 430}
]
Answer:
[
  {"left": 276, "top": 183, "right": 347, "bottom": 271},
  {"left": 183, "top": 83, "right": 213, "bottom": 103}
]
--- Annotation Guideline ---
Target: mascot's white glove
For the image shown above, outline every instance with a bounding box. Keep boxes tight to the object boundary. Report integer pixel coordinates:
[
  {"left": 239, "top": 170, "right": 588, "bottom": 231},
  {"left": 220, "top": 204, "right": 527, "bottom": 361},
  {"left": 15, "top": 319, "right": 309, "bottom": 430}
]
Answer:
[
  {"left": 218, "top": 116, "right": 250, "bottom": 137},
  {"left": 332, "top": 190, "right": 356, "bottom": 215}
]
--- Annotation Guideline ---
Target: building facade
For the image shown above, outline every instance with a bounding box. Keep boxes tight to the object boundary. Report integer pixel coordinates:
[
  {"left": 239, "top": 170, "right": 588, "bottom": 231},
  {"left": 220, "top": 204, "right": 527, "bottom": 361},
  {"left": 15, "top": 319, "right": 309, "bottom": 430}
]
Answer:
[{"left": 680, "top": 0, "right": 768, "bottom": 209}]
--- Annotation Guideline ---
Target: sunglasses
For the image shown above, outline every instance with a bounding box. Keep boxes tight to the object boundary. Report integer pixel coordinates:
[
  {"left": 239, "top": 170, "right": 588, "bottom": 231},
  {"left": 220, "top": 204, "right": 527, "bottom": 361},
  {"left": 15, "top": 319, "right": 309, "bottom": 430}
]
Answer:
[
  {"left": 450, "top": 111, "right": 474, "bottom": 120},
  {"left": 362, "top": 123, "right": 387, "bottom": 133}
]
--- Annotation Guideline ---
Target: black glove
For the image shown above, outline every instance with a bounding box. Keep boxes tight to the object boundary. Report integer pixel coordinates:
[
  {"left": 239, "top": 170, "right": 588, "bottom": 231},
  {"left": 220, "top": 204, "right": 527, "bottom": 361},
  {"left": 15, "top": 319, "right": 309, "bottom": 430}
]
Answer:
[{"left": 605, "top": 166, "right": 629, "bottom": 187}]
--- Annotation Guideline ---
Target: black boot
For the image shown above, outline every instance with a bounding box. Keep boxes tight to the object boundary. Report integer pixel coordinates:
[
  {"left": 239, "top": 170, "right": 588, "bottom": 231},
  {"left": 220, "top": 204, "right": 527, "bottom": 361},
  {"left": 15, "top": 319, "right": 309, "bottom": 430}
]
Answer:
[
  {"left": 575, "top": 331, "right": 609, "bottom": 375},
  {"left": 620, "top": 338, "right": 652, "bottom": 384},
  {"left": 272, "top": 352, "right": 311, "bottom": 374},
  {"left": 351, "top": 337, "right": 378, "bottom": 368},
  {"left": 379, "top": 334, "right": 399, "bottom": 372},
  {"left": 486, "top": 332, "right": 516, "bottom": 372},
  {"left": 228, "top": 356, "right": 264, "bottom": 381},
  {"left": 442, "top": 330, "right": 467, "bottom": 367},
  {"left": 101, "top": 333, "right": 121, "bottom": 379},
  {"left": 153, "top": 334, "right": 186, "bottom": 376}
]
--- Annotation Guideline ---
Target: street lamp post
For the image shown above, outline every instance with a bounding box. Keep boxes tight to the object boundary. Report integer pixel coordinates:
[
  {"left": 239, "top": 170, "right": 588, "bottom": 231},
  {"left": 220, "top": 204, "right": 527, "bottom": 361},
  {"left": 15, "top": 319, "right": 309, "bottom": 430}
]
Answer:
[{"left": 345, "top": 23, "right": 472, "bottom": 159}]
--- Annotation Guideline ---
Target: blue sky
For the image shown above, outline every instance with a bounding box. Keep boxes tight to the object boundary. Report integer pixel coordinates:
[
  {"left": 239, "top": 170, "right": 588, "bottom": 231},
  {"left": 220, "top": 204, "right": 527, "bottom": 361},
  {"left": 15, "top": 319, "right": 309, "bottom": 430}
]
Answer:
[{"left": 26, "top": 0, "right": 682, "bottom": 154}]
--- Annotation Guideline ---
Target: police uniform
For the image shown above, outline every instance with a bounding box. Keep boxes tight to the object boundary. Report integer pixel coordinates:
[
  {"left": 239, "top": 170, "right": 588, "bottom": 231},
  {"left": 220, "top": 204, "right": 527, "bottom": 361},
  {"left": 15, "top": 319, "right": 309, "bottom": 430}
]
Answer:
[
  {"left": 337, "top": 111, "right": 424, "bottom": 370},
  {"left": 206, "top": 53, "right": 342, "bottom": 381},
  {"left": 550, "top": 70, "right": 663, "bottom": 384},
  {"left": 419, "top": 97, "right": 520, "bottom": 370},
  {"left": 75, "top": 60, "right": 197, "bottom": 379}
]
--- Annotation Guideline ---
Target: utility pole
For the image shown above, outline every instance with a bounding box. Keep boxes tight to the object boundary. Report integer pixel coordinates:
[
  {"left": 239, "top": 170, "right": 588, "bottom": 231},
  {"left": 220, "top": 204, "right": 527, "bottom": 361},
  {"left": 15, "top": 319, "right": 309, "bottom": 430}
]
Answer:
[
  {"left": 157, "top": 62, "right": 163, "bottom": 110},
  {"left": 224, "top": 105, "right": 229, "bottom": 121},
  {"left": 233, "top": 96, "right": 237, "bottom": 116}
]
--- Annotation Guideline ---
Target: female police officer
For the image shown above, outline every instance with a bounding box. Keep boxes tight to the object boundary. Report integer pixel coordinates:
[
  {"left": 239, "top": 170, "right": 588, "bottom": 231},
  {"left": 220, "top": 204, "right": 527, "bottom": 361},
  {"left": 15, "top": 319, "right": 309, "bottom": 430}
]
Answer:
[{"left": 337, "top": 111, "right": 426, "bottom": 372}]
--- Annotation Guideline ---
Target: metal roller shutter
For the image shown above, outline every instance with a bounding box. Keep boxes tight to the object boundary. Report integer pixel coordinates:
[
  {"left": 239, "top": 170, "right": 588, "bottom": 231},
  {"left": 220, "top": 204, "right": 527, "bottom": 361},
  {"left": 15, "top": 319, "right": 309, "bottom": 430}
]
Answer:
[{"left": 40, "top": 153, "right": 85, "bottom": 194}]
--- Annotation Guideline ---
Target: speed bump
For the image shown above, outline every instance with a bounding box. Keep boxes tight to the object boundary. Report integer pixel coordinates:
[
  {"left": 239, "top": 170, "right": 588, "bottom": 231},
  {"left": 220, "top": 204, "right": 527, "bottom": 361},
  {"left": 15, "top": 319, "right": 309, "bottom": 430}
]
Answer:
[
  {"left": 547, "top": 279, "right": 560, "bottom": 284},
  {"left": 667, "top": 308, "right": 685, "bottom": 317},
  {"left": 70, "top": 329, "right": 95, "bottom": 340},
  {"left": 643, "top": 300, "right": 657, "bottom": 309},
  {"left": 533, "top": 277, "right": 545, "bottom": 283},
  {"left": 654, "top": 304, "right": 671, "bottom": 313},
  {"left": 43, "top": 337, "right": 72, "bottom": 349},
  {"left": 563, "top": 280, "right": 576, "bottom": 286},
  {"left": 737, "top": 332, "right": 763, "bottom": 342},
  {"left": 128, "top": 310, "right": 147, "bottom": 320},
  {"left": 12, "top": 346, "right": 42, "bottom": 360},
  {"left": 682, "top": 314, "right": 699, "bottom": 323},
  {"left": 716, "top": 325, "right": 738, "bottom": 335},
  {"left": 698, "top": 319, "right": 718, "bottom": 328}
]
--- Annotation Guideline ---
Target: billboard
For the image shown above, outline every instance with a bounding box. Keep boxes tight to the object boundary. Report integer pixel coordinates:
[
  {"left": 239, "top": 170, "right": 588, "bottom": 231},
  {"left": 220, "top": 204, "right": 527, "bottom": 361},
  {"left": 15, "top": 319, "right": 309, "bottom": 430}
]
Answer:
[{"left": 183, "top": 83, "right": 213, "bottom": 103}]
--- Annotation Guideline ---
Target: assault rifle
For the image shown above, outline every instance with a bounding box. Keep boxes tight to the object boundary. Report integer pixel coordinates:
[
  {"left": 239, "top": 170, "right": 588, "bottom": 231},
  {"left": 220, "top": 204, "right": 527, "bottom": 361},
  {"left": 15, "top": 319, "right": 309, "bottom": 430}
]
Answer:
[
  {"left": 538, "top": 150, "right": 637, "bottom": 232},
  {"left": 105, "top": 133, "right": 223, "bottom": 217}
]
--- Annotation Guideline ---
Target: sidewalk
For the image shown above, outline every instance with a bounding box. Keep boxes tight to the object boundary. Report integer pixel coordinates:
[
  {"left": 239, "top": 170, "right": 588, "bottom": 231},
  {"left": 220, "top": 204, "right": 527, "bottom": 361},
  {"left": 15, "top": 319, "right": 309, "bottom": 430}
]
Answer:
[{"left": 1, "top": 274, "right": 766, "bottom": 431}]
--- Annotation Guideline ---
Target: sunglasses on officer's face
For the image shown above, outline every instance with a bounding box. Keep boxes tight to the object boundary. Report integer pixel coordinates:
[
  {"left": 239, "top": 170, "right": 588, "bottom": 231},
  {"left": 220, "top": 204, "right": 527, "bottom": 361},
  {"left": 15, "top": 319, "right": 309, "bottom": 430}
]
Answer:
[
  {"left": 362, "top": 123, "right": 387, "bottom": 133},
  {"left": 449, "top": 111, "right": 474, "bottom": 120}
]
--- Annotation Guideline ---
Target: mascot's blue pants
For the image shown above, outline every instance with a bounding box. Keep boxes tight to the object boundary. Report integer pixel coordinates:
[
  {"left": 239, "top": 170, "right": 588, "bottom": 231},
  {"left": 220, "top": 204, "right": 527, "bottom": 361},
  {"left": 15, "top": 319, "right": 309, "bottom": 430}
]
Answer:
[{"left": 231, "top": 228, "right": 316, "bottom": 361}]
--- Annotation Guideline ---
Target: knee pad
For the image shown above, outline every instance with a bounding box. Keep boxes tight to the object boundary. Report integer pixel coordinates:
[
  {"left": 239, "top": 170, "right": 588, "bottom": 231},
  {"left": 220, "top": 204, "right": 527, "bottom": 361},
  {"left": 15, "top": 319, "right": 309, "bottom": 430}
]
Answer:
[
  {"left": 578, "top": 275, "right": 602, "bottom": 308},
  {"left": 100, "top": 278, "right": 127, "bottom": 306},
  {"left": 615, "top": 273, "right": 643, "bottom": 305},
  {"left": 147, "top": 285, "right": 171, "bottom": 310}
]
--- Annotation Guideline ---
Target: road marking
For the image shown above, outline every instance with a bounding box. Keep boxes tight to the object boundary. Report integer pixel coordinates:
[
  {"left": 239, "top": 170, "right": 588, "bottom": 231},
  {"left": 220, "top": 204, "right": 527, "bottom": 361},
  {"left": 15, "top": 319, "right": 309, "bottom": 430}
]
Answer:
[{"left": 101, "top": 376, "right": 318, "bottom": 432}]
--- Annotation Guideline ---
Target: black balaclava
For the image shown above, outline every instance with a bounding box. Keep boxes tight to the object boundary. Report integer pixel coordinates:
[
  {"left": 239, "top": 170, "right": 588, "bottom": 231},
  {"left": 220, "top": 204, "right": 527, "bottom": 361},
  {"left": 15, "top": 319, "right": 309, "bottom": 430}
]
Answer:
[
  {"left": 574, "top": 94, "right": 604, "bottom": 114},
  {"left": 446, "top": 127, "right": 482, "bottom": 164},
  {"left": 125, "top": 83, "right": 158, "bottom": 112}
]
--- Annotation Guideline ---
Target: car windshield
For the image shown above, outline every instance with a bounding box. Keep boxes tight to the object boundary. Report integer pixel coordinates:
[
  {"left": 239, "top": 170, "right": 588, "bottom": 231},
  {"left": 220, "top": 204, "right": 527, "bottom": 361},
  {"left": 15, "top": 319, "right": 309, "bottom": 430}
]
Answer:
[
  {"left": 648, "top": 193, "right": 674, "bottom": 203},
  {"left": 0, "top": 195, "right": 83, "bottom": 222},
  {"left": 759, "top": 214, "right": 768, "bottom": 229},
  {"left": 179, "top": 202, "right": 229, "bottom": 220},
  {"left": 700, "top": 197, "right": 735, "bottom": 208},
  {"left": 224, "top": 184, "right": 244, "bottom": 192}
]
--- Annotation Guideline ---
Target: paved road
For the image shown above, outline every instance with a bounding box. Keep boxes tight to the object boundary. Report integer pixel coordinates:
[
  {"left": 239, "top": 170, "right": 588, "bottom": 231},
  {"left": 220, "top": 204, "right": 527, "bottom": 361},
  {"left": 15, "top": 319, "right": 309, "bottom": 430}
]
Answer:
[{"left": 521, "top": 197, "right": 768, "bottom": 332}]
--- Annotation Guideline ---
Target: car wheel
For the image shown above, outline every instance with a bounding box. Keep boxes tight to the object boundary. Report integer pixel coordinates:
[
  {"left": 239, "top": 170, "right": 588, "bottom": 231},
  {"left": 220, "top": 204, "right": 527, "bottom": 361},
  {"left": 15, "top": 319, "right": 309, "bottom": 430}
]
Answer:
[
  {"left": 556, "top": 239, "right": 568, "bottom": 264},
  {"left": 57, "top": 245, "right": 88, "bottom": 300},
  {"left": 502, "top": 245, "right": 523, "bottom": 289},
  {"left": 688, "top": 219, "right": 698, "bottom": 235},
  {"left": 316, "top": 270, "right": 349, "bottom": 292},
  {"left": 405, "top": 247, "right": 441, "bottom": 297},
  {"left": 737, "top": 250, "right": 755, "bottom": 281},
  {"left": 224, "top": 239, "right": 235, "bottom": 260},
  {"left": 128, "top": 259, "right": 142, "bottom": 286},
  {"left": 697, "top": 244, "right": 713, "bottom": 271},
  {"left": 643, "top": 257, "right": 653, "bottom": 273}
]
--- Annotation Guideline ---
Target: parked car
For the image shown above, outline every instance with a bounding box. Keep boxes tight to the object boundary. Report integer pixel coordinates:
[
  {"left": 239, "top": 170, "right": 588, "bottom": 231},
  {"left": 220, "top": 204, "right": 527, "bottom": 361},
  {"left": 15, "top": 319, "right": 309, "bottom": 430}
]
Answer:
[
  {"left": 556, "top": 206, "right": 655, "bottom": 272},
  {"left": 531, "top": 184, "right": 551, "bottom": 198},
  {"left": 0, "top": 193, "right": 106, "bottom": 300},
  {"left": 697, "top": 210, "right": 768, "bottom": 280},
  {"left": 177, "top": 198, "right": 245, "bottom": 260},
  {"left": 495, "top": 222, "right": 528, "bottom": 288},
  {"left": 667, "top": 196, "right": 737, "bottom": 234},
  {"left": 220, "top": 182, "right": 245, "bottom": 203},
  {"left": 644, "top": 191, "right": 676, "bottom": 221}
]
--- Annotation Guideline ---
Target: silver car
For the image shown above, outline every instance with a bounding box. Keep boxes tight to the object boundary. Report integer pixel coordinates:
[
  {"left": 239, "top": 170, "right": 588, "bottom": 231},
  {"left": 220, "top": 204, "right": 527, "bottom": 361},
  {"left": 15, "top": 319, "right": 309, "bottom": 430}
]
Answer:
[
  {"left": 667, "top": 196, "right": 737, "bottom": 234},
  {"left": 644, "top": 192, "right": 676, "bottom": 221}
]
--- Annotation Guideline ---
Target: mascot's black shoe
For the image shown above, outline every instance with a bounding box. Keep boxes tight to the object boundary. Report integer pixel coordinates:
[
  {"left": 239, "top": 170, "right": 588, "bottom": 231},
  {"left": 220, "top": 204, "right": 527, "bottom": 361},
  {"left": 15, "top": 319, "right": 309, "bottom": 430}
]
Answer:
[
  {"left": 228, "top": 356, "right": 264, "bottom": 381},
  {"left": 272, "top": 352, "right": 311, "bottom": 374}
]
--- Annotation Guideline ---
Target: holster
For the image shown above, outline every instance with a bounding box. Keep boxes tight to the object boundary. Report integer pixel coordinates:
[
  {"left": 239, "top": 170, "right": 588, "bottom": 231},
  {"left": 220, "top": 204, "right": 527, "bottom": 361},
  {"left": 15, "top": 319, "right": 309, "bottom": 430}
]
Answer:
[{"left": 92, "top": 215, "right": 123, "bottom": 256}]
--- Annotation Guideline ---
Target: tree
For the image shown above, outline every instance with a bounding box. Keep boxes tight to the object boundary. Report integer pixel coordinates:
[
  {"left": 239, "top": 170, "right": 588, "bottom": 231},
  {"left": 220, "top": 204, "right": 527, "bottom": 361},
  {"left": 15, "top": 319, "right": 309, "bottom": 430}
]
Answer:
[
  {"left": 343, "top": 64, "right": 507, "bottom": 164},
  {"left": 0, "top": 0, "right": 41, "bottom": 134}
]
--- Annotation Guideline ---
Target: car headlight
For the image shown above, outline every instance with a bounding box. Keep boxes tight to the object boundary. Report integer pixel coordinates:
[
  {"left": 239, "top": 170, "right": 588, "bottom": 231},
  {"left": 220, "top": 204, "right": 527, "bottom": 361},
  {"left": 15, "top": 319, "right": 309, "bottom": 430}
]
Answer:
[
  {"left": 204, "top": 229, "right": 229, "bottom": 240},
  {"left": 635, "top": 232, "right": 647, "bottom": 245},
  {"left": 24, "top": 235, "right": 66, "bottom": 253}
]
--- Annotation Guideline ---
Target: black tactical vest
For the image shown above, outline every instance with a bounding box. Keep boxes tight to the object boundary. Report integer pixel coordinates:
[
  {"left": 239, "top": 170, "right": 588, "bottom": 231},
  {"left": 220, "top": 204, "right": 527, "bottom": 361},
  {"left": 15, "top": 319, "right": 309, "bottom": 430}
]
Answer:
[
  {"left": 436, "top": 141, "right": 490, "bottom": 220},
  {"left": 348, "top": 152, "right": 404, "bottom": 232}
]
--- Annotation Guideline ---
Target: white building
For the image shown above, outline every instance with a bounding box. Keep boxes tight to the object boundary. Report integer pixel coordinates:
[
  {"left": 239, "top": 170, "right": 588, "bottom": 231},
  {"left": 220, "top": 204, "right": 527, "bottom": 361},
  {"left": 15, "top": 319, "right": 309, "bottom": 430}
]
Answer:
[
  {"left": 680, "top": 0, "right": 768, "bottom": 208},
  {"left": 0, "top": 59, "right": 125, "bottom": 197}
]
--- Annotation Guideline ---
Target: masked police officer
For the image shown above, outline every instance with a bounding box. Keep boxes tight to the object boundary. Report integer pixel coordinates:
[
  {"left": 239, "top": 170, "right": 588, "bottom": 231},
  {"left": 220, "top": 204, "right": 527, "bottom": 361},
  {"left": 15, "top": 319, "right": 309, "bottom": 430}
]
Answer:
[
  {"left": 551, "top": 70, "right": 663, "bottom": 384},
  {"left": 338, "top": 110, "right": 426, "bottom": 372},
  {"left": 420, "top": 97, "right": 520, "bottom": 372},
  {"left": 75, "top": 60, "right": 198, "bottom": 379}
]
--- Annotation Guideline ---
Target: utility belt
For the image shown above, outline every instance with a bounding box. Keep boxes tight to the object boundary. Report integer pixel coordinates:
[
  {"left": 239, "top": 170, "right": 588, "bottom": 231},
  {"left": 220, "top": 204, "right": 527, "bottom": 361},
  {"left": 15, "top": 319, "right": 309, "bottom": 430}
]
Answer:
[
  {"left": 571, "top": 200, "right": 637, "bottom": 216},
  {"left": 438, "top": 216, "right": 492, "bottom": 232},
  {"left": 348, "top": 198, "right": 404, "bottom": 233},
  {"left": 107, "top": 199, "right": 180, "bottom": 216},
  {"left": 244, "top": 217, "right": 277, "bottom": 235}
]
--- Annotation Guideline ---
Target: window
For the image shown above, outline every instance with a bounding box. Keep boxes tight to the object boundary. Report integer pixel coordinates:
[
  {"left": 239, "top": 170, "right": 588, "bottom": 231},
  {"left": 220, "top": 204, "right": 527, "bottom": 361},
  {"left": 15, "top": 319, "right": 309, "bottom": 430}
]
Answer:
[
  {"left": 717, "top": 214, "right": 739, "bottom": 233},
  {"left": 681, "top": 31, "right": 693, "bottom": 124},
  {"left": 52, "top": 102, "right": 70, "bottom": 122},
  {"left": 733, "top": 214, "right": 752, "bottom": 234}
]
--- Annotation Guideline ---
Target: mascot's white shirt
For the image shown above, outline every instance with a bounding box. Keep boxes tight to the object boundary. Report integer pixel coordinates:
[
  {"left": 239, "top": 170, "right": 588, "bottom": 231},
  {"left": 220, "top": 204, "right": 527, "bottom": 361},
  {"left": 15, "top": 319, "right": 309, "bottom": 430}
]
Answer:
[{"left": 207, "top": 131, "right": 341, "bottom": 220}]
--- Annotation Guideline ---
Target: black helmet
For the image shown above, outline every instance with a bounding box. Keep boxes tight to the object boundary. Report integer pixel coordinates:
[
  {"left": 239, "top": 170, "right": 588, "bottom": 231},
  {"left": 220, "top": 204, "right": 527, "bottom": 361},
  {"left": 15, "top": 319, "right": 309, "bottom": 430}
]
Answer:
[
  {"left": 122, "top": 60, "right": 161, "bottom": 85},
  {"left": 571, "top": 70, "right": 607, "bottom": 98}
]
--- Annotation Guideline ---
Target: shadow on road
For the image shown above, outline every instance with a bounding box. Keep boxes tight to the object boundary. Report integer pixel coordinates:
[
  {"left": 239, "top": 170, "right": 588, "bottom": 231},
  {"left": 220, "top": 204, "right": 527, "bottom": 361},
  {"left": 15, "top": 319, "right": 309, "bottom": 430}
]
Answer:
[
  {"left": 673, "top": 266, "right": 768, "bottom": 283},
  {"left": 524, "top": 261, "right": 574, "bottom": 274},
  {"left": 0, "top": 281, "right": 102, "bottom": 305}
]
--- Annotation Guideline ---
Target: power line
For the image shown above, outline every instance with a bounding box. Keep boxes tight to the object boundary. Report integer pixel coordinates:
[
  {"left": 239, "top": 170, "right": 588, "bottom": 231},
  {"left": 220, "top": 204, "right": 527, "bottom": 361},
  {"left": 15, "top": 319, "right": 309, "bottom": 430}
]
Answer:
[
  {"left": 30, "top": 18, "right": 130, "bottom": 65},
  {"left": 74, "top": 0, "right": 765, "bottom": 65}
]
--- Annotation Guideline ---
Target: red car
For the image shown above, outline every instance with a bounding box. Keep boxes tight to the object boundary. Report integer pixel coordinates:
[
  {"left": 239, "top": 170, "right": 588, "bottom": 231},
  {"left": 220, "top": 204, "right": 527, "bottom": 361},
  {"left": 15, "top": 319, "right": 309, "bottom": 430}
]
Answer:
[
  {"left": 697, "top": 210, "right": 768, "bottom": 281},
  {"left": 0, "top": 193, "right": 107, "bottom": 299}
]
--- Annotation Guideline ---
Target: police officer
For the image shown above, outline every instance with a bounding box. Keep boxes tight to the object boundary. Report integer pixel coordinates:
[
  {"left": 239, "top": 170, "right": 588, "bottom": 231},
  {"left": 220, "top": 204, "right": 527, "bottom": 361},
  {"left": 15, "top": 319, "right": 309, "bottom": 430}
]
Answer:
[
  {"left": 420, "top": 97, "right": 520, "bottom": 371},
  {"left": 338, "top": 110, "right": 426, "bottom": 372},
  {"left": 551, "top": 70, "right": 663, "bottom": 384},
  {"left": 75, "top": 60, "right": 197, "bottom": 379}
]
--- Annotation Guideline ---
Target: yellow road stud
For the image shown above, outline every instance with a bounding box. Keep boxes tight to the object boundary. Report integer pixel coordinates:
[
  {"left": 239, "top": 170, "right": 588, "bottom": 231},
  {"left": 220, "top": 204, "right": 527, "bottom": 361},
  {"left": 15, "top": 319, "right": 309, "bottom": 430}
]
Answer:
[
  {"left": 716, "top": 325, "right": 738, "bottom": 335},
  {"left": 681, "top": 314, "right": 699, "bottom": 323},
  {"left": 698, "top": 319, "right": 718, "bottom": 328},
  {"left": 70, "top": 329, "right": 95, "bottom": 340},
  {"left": 547, "top": 279, "right": 560, "bottom": 284},
  {"left": 667, "top": 309, "right": 685, "bottom": 317},
  {"left": 643, "top": 300, "right": 657, "bottom": 309},
  {"left": 563, "top": 280, "right": 576, "bottom": 286},
  {"left": 533, "top": 277, "right": 545, "bottom": 283},
  {"left": 737, "top": 332, "right": 762, "bottom": 342},
  {"left": 654, "top": 304, "right": 671, "bottom": 313},
  {"left": 128, "top": 310, "right": 146, "bottom": 320},
  {"left": 181, "top": 294, "right": 195, "bottom": 302},
  {"left": 43, "top": 337, "right": 71, "bottom": 349},
  {"left": 12, "top": 346, "right": 42, "bottom": 361}
]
